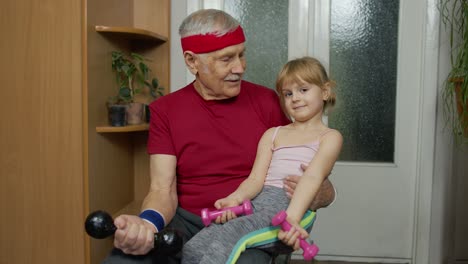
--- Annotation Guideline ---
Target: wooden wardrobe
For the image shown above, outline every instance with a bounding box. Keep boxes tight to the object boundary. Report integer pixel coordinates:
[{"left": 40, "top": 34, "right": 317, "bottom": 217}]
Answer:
[{"left": 0, "top": 0, "right": 170, "bottom": 263}]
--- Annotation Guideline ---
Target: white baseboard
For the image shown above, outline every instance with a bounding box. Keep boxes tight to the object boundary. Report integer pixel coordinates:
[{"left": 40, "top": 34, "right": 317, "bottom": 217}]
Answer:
[{"left": 291, "top": 253, "right": 411, "bottom": 263}]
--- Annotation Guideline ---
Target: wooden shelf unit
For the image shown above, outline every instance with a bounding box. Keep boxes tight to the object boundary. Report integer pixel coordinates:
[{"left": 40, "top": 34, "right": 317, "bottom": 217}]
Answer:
[
  {"left": 112, "top": 200, "right": 143, "bottom": 218},
  {"left": 2, "top": 1, "right": 170, "bottom": 264},
  {"left": 86, "top": 1, "right": 170, "bottom": 264},
  {"left": 95, "top": 25, "right": 168, "bottom": 42},
  {"left": 96, "top": 123, "right": 149, "bottom": 133}
]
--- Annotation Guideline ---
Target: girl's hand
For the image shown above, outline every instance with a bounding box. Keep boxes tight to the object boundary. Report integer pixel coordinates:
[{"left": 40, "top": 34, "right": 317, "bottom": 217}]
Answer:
[
  {"left": 213, "top": 197, "right": 241, "bottom": 224},
  {"left": 277, "top": 220, "right": 309, "bottom": 251},
  {"left": 214, "top": 197, "right": 240, "bottom": 209}
]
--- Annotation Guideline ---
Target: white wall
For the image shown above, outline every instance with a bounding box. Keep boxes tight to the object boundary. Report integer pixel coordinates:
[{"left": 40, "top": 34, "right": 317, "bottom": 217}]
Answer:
[
  {"left": 453, "top": 146, "right": 468, "bottom": 263},
  {"left": 430, "top": 6, "right": 456, "bottom": 262},
  {"left": 170, "top": 1, "right": 188, "bottom": 91},
  {"left": 433, "top": 0, "right": 468, "bottom": 262}
]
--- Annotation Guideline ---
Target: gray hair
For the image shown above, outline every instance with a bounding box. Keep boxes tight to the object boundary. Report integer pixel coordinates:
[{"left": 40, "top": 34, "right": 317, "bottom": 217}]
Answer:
[{"left": 179, "top": 9, "right": 240, "bottom": 38}]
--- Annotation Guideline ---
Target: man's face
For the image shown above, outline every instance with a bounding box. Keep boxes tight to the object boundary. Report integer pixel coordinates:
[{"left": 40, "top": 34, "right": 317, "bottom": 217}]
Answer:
[{"left": 193, "top": 43, "right": 246, "bottom": 100}]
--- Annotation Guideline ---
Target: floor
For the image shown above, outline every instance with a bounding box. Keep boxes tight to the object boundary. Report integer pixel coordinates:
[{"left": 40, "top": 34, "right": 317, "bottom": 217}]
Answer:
[
  {"left": 273, "top": 254, "right": 397, "bottom": 264},
  {"left": 290, "top": 261, "right": 380, "bottom": 264}
]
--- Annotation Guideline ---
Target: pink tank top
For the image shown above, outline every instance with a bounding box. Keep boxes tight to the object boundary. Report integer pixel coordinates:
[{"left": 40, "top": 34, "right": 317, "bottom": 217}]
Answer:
[{"left": 264, "top": 126, "right": 330, "bottom": 188}]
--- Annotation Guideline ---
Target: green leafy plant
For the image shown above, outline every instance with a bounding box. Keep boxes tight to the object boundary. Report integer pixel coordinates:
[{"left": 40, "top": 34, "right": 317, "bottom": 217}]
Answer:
[
  {"left": 148, "top": 77, "right": 165, "bottom": 99},
  {"left": 108, "top": 51, "right": 164, "bottom": 106},
  {"left": 440, "top": 0, "right": 468, "bottom": 144}
]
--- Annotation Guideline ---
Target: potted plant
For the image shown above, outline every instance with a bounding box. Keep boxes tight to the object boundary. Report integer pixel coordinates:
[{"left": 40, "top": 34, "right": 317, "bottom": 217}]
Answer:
[
  {"left": 440, "top": 0, "right": 468, "bottom": 144},
  {"left": 108, "top": 51, "right": 164, "bottom": 126},
  {"left": 145, "top": 77, "right": 165, "bottom": 123}
]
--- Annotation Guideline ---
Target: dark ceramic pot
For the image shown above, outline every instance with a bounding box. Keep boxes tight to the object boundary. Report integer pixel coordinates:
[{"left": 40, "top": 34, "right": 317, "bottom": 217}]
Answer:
[
  {"left": 108, "top": 105, "right": 127, "bottom": 126},
  {"left": 145, "top": 104, "right": 151, "bottom": 123}
]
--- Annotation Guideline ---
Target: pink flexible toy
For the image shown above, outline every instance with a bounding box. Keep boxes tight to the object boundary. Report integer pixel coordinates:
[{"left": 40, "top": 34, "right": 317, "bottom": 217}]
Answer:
[
  {"left": 201, "top": 200, "right": 253, "bottom": 226},
  {"left": 271, "top": 210, "right": 319, "bottom": 260}
]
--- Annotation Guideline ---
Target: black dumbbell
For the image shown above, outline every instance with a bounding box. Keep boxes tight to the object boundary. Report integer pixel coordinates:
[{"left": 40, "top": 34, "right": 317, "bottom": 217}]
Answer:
[{"left": 85, "top": 210, "right": 183, "bottom": 255}]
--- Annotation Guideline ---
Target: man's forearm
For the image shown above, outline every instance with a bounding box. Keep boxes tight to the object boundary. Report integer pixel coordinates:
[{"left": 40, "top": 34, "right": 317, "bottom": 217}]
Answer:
[
  {"left": 141, "top": 189, "right": 178, "bottom": 226},
  {"left": 309, "top": 179, "right": 335, "bottom": 210}
]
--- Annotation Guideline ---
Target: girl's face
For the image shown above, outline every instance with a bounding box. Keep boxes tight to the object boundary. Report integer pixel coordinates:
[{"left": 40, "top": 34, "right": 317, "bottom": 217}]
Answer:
[{"left": 281, "top": 81, "right": 328, "bottom": 122}]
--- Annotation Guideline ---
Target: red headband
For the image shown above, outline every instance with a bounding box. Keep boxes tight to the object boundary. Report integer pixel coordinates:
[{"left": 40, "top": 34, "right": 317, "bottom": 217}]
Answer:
[{"left": 181, "top": 26, "right": 245, "bottom": 54}]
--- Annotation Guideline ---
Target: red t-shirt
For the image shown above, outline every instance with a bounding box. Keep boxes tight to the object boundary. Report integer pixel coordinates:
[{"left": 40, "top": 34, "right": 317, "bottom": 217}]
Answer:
[{"left": 147, "top": 80, "right": 290, "bottom": 215}]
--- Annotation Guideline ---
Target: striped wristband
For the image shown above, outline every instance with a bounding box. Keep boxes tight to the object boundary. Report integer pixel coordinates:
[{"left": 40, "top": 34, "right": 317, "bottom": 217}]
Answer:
[{"left": 139, "top": 209, "right": 165, "bottom": 232}]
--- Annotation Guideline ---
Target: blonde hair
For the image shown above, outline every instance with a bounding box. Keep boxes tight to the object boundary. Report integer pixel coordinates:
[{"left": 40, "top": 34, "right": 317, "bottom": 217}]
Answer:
[{"left": 276, "top": 56, "right": 336, "bottom": 110}]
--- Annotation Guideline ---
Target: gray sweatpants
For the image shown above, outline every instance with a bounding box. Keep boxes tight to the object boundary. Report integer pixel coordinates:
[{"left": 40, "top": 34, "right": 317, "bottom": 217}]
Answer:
[{"left": 181, "top": 185, "right": 291, "bottom": 264}]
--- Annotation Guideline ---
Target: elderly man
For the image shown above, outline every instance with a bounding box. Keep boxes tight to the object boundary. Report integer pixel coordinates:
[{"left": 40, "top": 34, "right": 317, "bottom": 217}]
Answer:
[{"left": 103, "top": 9, "right": 335, "bottom": 264}]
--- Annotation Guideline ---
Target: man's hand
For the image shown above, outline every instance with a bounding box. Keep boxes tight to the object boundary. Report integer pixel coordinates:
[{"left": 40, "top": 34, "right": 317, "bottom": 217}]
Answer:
[
  {"left": 113, "top": 214, "right": 157, "bottom": 255},
  {"left": 283, "top": 164, "right": 336, "bottom": 210}
]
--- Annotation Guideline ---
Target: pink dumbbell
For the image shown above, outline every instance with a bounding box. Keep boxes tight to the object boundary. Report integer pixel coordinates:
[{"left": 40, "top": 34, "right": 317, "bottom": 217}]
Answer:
[
  {"left": 272, "top": 210, "right": 319, "bottom": 260},
  {"left": 201, "top": 200, "right": 253, "bottom": 226}
]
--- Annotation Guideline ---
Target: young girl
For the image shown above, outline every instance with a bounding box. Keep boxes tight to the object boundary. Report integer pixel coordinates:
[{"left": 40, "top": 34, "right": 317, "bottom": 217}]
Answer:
[{"left": 182, "top": 56, "right": 343, "bottom": 264}]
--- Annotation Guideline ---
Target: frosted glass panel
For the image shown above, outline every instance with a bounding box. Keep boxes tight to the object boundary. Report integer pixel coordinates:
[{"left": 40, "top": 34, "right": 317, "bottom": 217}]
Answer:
[
  {"left": 328, "top": 0, "right": 399, "bottom": 162},
  {"left": 225, "top": 1, "right": 288, "bottom": 89}
]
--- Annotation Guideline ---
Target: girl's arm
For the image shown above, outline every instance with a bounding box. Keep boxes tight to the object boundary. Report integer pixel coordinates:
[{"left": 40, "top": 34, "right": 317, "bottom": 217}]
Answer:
[
  {"left": 286, "top": 130, "right": 343, "bottom": 225},
  {"left": 278, "top": 130, "right": 342, "bottom": 249},
  {"left": 214, "top": 127, "right": 276, "bottom": 209}
]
